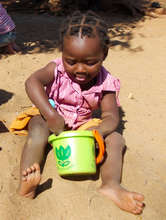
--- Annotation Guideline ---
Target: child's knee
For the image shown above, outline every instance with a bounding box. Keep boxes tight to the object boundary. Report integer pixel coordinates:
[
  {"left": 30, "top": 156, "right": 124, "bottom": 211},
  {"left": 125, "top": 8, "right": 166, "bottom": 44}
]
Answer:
[
  {"left": 113, "top": 132, "right": 125, "bottom": 147},
  {"left": 26, "top": 131, "right": 48, "bottom": 149},
  {"left": 28, "top": 116, "right": 50, "bottom": 144},
  {"left": 105, "top": 132, "right": 125, "bottom": 151}
]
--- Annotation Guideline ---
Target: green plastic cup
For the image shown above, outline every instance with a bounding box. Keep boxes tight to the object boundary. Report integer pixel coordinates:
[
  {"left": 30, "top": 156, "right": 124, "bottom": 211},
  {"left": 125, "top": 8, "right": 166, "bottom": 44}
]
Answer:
[{"left": 48, "top": 130, "right": 104, "bottom": 176}]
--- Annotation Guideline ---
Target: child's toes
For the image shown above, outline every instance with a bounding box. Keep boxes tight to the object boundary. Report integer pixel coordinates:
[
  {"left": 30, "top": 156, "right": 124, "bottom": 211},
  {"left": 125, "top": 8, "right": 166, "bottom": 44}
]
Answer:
[
  {"left": 26, "top": 167, "right": 33, "bottom": 174},
  {"left": 136, "top": 201, "right": 144, "bottom": 208},
  {"left": 133, "top": 193, "right": 144, "bottom": 201},
  {"left": 30, "top": 165, "right": 36, "bottom": 172},
  {"left": 136, "top": 206, "right": 143, "bottom": 214},
  {"left": 22, "top": 170, "right": 28, "bottom": 176},
  {"left": 33, "top": 163, "right": 40, "bottom": 171}
]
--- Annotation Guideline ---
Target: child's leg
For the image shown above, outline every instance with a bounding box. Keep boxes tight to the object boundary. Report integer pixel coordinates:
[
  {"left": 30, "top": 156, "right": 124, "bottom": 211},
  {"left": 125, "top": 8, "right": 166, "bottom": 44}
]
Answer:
[
  {"left": 12, "top": 42, "right": 20, "bottom": 52},
  {"left": 18, "top": 115, "right": 50, "bottom": 198},
  {"left": 99, "top": 132, "right": 144, "bottom": 214},
  {"left": 7, "top": 43, "right": 17, "bottom": 54},
  {"left": 7, "top": 42, "right": 20, "bottom": 54},
  {"left": 0, "top": 30, "right": 20, "bottom": 54}
]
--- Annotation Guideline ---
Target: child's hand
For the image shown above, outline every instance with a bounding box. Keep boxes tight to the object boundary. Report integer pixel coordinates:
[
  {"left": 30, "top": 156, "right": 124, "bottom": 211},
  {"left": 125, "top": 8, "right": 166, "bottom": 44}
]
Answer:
[{"left": 47, "top": 112, "right": 65, "bottom": 135}]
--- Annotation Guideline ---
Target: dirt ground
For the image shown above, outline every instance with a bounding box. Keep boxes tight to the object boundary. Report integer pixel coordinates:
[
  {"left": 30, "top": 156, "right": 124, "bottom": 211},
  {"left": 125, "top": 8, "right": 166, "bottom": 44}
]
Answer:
[{"left": 0, "top": 9, "right": 166, "bottom": 220}]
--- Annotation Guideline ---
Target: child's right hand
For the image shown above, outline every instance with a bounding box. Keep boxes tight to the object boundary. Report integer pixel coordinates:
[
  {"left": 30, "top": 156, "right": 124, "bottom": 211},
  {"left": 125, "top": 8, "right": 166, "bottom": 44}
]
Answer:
[{"left": 47, "top": 112, "right": 65, "bottom": 135}]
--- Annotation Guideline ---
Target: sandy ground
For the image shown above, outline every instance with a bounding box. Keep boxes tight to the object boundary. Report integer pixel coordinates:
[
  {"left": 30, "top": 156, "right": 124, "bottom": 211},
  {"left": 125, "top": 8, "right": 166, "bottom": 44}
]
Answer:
[{"left": 0, "top": 10, "right": 166, "bottom": 220}]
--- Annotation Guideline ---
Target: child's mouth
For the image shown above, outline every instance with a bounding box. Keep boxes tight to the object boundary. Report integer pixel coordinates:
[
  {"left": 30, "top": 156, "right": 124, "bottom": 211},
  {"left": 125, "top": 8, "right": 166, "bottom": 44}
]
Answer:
[{"left": 75, "top": 74, "right": 87, "bottom": 82}]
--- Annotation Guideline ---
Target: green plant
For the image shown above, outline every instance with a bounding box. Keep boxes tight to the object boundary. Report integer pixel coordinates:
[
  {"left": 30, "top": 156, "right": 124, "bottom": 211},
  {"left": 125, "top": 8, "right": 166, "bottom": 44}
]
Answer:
[{"left": 55, "top": 145, "right": 71, "bottom": 167}]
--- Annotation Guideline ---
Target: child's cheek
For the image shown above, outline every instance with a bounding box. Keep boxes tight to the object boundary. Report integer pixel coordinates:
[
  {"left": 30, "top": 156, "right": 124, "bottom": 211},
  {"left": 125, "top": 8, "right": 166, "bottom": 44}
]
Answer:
[
  {"left": 90, "top": 64, "right": 102, "bottom": 75},
  {"left": 64, "top": 63, "right": 71, "bottom": 73}
]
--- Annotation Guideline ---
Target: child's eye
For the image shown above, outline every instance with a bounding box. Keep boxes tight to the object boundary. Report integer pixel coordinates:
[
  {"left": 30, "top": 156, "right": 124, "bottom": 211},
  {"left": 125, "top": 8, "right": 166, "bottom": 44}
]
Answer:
[
  {"left": 86, "top": 60, "right": 98, "bottom": 66},
  {"left": 66, "top": 59, "right": 76, "bottom": 65}
]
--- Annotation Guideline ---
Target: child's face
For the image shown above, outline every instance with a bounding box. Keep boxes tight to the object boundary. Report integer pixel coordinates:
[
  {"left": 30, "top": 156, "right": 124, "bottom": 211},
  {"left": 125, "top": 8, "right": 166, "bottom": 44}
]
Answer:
[{"left": 62, "top": 35, "right": 106, "bottom": 87}]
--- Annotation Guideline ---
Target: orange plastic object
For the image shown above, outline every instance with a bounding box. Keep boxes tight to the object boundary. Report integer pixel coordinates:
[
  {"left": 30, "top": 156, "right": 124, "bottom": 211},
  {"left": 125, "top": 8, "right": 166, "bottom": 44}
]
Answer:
[{"left": 92, "top": 130, "right": 105, "bottom": 164}]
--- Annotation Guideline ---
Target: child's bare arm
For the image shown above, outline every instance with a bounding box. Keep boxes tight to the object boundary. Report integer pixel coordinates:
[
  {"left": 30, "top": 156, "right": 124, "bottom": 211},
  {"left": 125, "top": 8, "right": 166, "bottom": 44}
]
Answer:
[
  {"left": 99, "top": 92, "right": 119, "bottom": 137},
  {"left": 89, "top": 92, "right": 119, "bottom": 137},
  {"left": 25, "top": 62, "right": 65, "bottom": 134}
]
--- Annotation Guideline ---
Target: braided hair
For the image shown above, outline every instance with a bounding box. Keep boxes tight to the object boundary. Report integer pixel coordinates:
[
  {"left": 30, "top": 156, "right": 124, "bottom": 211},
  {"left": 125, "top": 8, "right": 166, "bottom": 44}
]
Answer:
[{"left": 60, "top": 11, "right": 110, "bottom": 53}]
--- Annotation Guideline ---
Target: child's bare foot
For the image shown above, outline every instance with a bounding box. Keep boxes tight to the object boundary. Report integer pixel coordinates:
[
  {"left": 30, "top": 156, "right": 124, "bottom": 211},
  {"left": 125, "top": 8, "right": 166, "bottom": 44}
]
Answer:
[
  {"left": 6, "top": 43, "right": 16, "bottom": 54},
  {"left": 6, "top": 42, "right": 20, "bottom": 54},
  {"left": 18, "top": 163, "right": 41, "bottom": 199},
  {"left": 99, "top": 183, "right": 145, "bottom": 215}
]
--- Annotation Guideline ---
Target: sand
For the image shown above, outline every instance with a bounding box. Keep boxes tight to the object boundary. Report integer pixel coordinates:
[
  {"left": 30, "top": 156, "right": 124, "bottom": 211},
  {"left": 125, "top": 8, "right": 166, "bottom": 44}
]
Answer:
[{"left": 0, "top": 10, "right": 166, "bottom": 220}]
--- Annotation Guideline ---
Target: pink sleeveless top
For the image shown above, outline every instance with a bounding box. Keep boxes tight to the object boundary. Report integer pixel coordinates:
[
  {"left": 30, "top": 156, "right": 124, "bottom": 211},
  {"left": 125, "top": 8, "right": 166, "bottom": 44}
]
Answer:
[{"left": 46, "top": 58, "right": 120, "bottom": 129}]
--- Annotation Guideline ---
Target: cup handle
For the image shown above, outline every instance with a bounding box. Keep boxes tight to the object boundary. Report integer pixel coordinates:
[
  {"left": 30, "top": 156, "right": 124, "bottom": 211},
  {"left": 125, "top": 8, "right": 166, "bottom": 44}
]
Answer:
[{"left": 92, "top": 130, "right": 105, "bottom": 164}]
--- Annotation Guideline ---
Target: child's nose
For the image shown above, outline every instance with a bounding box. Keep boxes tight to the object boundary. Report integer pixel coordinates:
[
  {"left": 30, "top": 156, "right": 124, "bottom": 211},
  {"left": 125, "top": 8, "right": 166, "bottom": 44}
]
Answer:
[{"left": 75, "top": 63, "right": 86, "bottom": 73}]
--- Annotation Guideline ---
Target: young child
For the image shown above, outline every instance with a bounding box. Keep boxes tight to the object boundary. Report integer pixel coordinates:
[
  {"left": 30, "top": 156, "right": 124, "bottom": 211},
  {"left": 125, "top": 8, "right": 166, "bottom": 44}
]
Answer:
[
  {"left": 18, "top": 11, "right": 144, "bottom": 214},
  {"left": 0, "top": 3, "right": 20, "bottom": 54}
]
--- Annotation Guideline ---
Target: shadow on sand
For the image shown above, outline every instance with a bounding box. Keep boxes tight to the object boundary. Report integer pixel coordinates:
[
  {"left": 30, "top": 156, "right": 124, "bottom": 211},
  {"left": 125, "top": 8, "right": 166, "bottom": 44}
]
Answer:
[
  {"left": 0, "top": 89, "right": 13, "bottom": 133},
  {"left": 0, "top": 89, "right": 13, "bottom": 105},
  {"left": 0, "top": 0, "right": 149, "bottom": 58}
]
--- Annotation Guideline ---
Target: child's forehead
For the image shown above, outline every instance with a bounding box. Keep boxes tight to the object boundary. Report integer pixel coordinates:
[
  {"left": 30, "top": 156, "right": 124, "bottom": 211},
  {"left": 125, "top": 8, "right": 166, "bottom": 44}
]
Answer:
[
  {"left": 63, "top": 35, "right": 102, "bottom": 50},
  {"left": 62, "top": 36, "right": 104, "bottom": 59}
]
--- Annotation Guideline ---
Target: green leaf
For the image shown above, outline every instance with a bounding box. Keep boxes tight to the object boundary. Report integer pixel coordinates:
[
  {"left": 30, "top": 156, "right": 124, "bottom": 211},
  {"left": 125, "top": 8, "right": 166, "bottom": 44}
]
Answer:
[
  {"left": 58, "top": 160, "right": 65, "bottom": 167},
  {"left": 63, "top": 161, "right": 70, "bottom": 167},
  {"left": 59, "top": 145, "right": 65, "bottom": 160},
  {"left": 63, "top": 145, "right": 71, "bottom": 160},
  {"left": 55, "top": 145, "right": 71, "bottom": 161},
  {"left": 55, "top": 147, "right": 62, "bottom": 160}
]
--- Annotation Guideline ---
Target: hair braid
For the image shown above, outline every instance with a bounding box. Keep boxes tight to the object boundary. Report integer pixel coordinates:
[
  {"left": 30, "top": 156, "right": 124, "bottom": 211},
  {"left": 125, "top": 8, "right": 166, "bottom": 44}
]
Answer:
[{"left": 60, "top": 10, "right": 110, "bottom": 51}]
